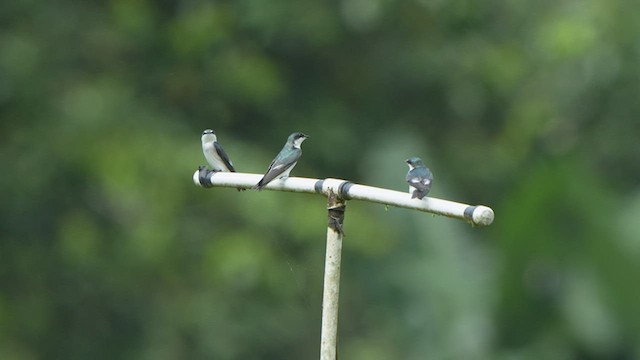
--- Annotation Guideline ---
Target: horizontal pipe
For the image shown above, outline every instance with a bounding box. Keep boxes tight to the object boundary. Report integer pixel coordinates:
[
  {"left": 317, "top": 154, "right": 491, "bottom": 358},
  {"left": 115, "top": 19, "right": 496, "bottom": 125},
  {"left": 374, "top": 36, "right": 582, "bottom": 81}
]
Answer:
[{"left": 193, "top": 170, "right": 494, "bottom": 226}]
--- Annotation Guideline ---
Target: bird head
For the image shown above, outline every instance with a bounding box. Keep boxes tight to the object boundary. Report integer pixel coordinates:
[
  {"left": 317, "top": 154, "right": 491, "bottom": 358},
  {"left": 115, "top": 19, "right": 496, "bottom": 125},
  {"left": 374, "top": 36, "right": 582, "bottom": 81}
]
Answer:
[
  {"left": 288, "top": 132, "right": 309, "bottom": 148},
  {"left": 201, "top": 129, "right": 217, "bottom": 143},
  {"left": 405, "top": 156, "right": 425, "bottom": 169}
]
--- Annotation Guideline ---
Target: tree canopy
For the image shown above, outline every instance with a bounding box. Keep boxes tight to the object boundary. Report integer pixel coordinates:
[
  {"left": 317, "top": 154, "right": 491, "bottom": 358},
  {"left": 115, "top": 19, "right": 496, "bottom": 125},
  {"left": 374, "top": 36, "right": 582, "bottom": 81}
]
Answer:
[{"left": 1, "top": 0, "right": 639, "bottom": 358}]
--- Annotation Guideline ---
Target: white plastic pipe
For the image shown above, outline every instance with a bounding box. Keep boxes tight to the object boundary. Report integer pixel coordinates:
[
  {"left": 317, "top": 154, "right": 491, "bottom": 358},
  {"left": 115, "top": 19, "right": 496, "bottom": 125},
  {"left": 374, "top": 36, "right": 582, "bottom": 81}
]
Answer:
[
  {"left": 193, "top": 170, "right": 494, "bottom": 226},
  {"left": 320, "top": 191, "right": 345, "bottom": 360}
]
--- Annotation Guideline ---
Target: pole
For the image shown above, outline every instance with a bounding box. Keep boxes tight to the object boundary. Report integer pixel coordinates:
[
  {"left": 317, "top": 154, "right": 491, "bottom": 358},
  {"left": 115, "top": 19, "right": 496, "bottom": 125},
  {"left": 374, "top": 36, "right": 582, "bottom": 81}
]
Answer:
[
  {"left": 320, "top": 190, "right": 346, "bottom": 360},
  {"left": 193, "top": 169, "right": 495, "bottom": 359}
]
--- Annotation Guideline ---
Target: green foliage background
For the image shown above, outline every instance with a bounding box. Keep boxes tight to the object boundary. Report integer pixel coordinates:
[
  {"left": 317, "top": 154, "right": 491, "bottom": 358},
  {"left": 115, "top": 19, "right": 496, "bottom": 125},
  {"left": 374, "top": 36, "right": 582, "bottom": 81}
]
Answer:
[{"left": 2, "top": 0, "right": 639, "bottom": 358}]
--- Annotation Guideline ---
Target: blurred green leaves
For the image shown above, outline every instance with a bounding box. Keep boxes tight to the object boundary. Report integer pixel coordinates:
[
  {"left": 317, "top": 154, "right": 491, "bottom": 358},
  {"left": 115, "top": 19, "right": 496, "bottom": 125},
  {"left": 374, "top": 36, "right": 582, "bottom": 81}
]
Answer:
[{"left": 1, "top": 0, "right": 639, "bottom": 358}]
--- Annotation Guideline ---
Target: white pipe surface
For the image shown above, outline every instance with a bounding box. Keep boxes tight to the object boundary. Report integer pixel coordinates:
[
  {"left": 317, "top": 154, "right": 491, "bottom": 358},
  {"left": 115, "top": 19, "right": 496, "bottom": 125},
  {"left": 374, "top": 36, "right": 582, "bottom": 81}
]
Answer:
[
  {"left": 193, "top": 170, "right": 494, "bottom": 226},
  {"left": 320, "top": 193, "right": 345, "bottom": 360}
]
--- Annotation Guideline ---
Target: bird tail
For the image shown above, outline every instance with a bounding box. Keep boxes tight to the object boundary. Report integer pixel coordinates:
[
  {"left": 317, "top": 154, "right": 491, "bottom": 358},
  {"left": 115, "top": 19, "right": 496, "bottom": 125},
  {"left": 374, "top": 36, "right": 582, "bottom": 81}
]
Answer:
[
  {"left": 252, "top": 180, "right": 265, "bottom": 191},
  {"left": 412, "top": 190, "right": 425, "bottom": 200}
]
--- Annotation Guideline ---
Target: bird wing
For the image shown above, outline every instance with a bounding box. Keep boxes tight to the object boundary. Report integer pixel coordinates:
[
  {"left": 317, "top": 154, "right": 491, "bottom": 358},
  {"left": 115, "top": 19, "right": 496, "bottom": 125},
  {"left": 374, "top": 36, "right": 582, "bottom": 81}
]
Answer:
[
  {"left": 259, "top": 148, "right": 301, "bottom": 185},
  {"left": 214, "top": 142, "right": 236, "bottom": 172},
  {"left": 407, "top": 168, "right": 433, "bottom": 192}
]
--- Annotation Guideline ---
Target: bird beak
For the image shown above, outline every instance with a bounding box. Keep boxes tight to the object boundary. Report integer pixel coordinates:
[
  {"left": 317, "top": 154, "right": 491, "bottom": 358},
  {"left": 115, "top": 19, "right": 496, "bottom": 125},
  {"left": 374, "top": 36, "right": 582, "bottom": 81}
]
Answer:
[
  {"left": 405, "top": 159, "right": 410, "bottom": 163},
  {"left": 303, "top": 134, "right": 309, "bottom": 138}
]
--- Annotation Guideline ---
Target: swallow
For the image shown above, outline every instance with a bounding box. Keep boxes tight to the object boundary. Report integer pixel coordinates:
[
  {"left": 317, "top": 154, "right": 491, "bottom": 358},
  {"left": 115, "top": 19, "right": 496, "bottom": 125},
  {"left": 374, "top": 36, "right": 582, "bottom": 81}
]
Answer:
[
  {"left": 405, "top": 156, "right": 433, "bottom": 199},
  {"left": 254, "top": 132, "right": 309, "bottom": 190}
]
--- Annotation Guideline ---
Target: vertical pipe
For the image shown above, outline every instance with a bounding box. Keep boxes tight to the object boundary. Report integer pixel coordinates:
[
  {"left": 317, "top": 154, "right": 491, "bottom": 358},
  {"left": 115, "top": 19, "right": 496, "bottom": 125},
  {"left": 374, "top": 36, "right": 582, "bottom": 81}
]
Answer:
[{"left": 320, "top": 190, "right": 346, "bottom": 360}]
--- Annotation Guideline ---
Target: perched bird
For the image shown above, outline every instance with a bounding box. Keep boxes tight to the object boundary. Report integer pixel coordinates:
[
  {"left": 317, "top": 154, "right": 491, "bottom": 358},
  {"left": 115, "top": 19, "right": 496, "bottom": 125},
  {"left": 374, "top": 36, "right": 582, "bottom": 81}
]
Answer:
[
  {"left": 253, "top": 132, "right": 309, "bottom": 190},
  {"left": 201, "top": 129, "right": 236, "bottom": 172},
  {"left": 405, "top": 156, "right": 433, "bottom": 200}
]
